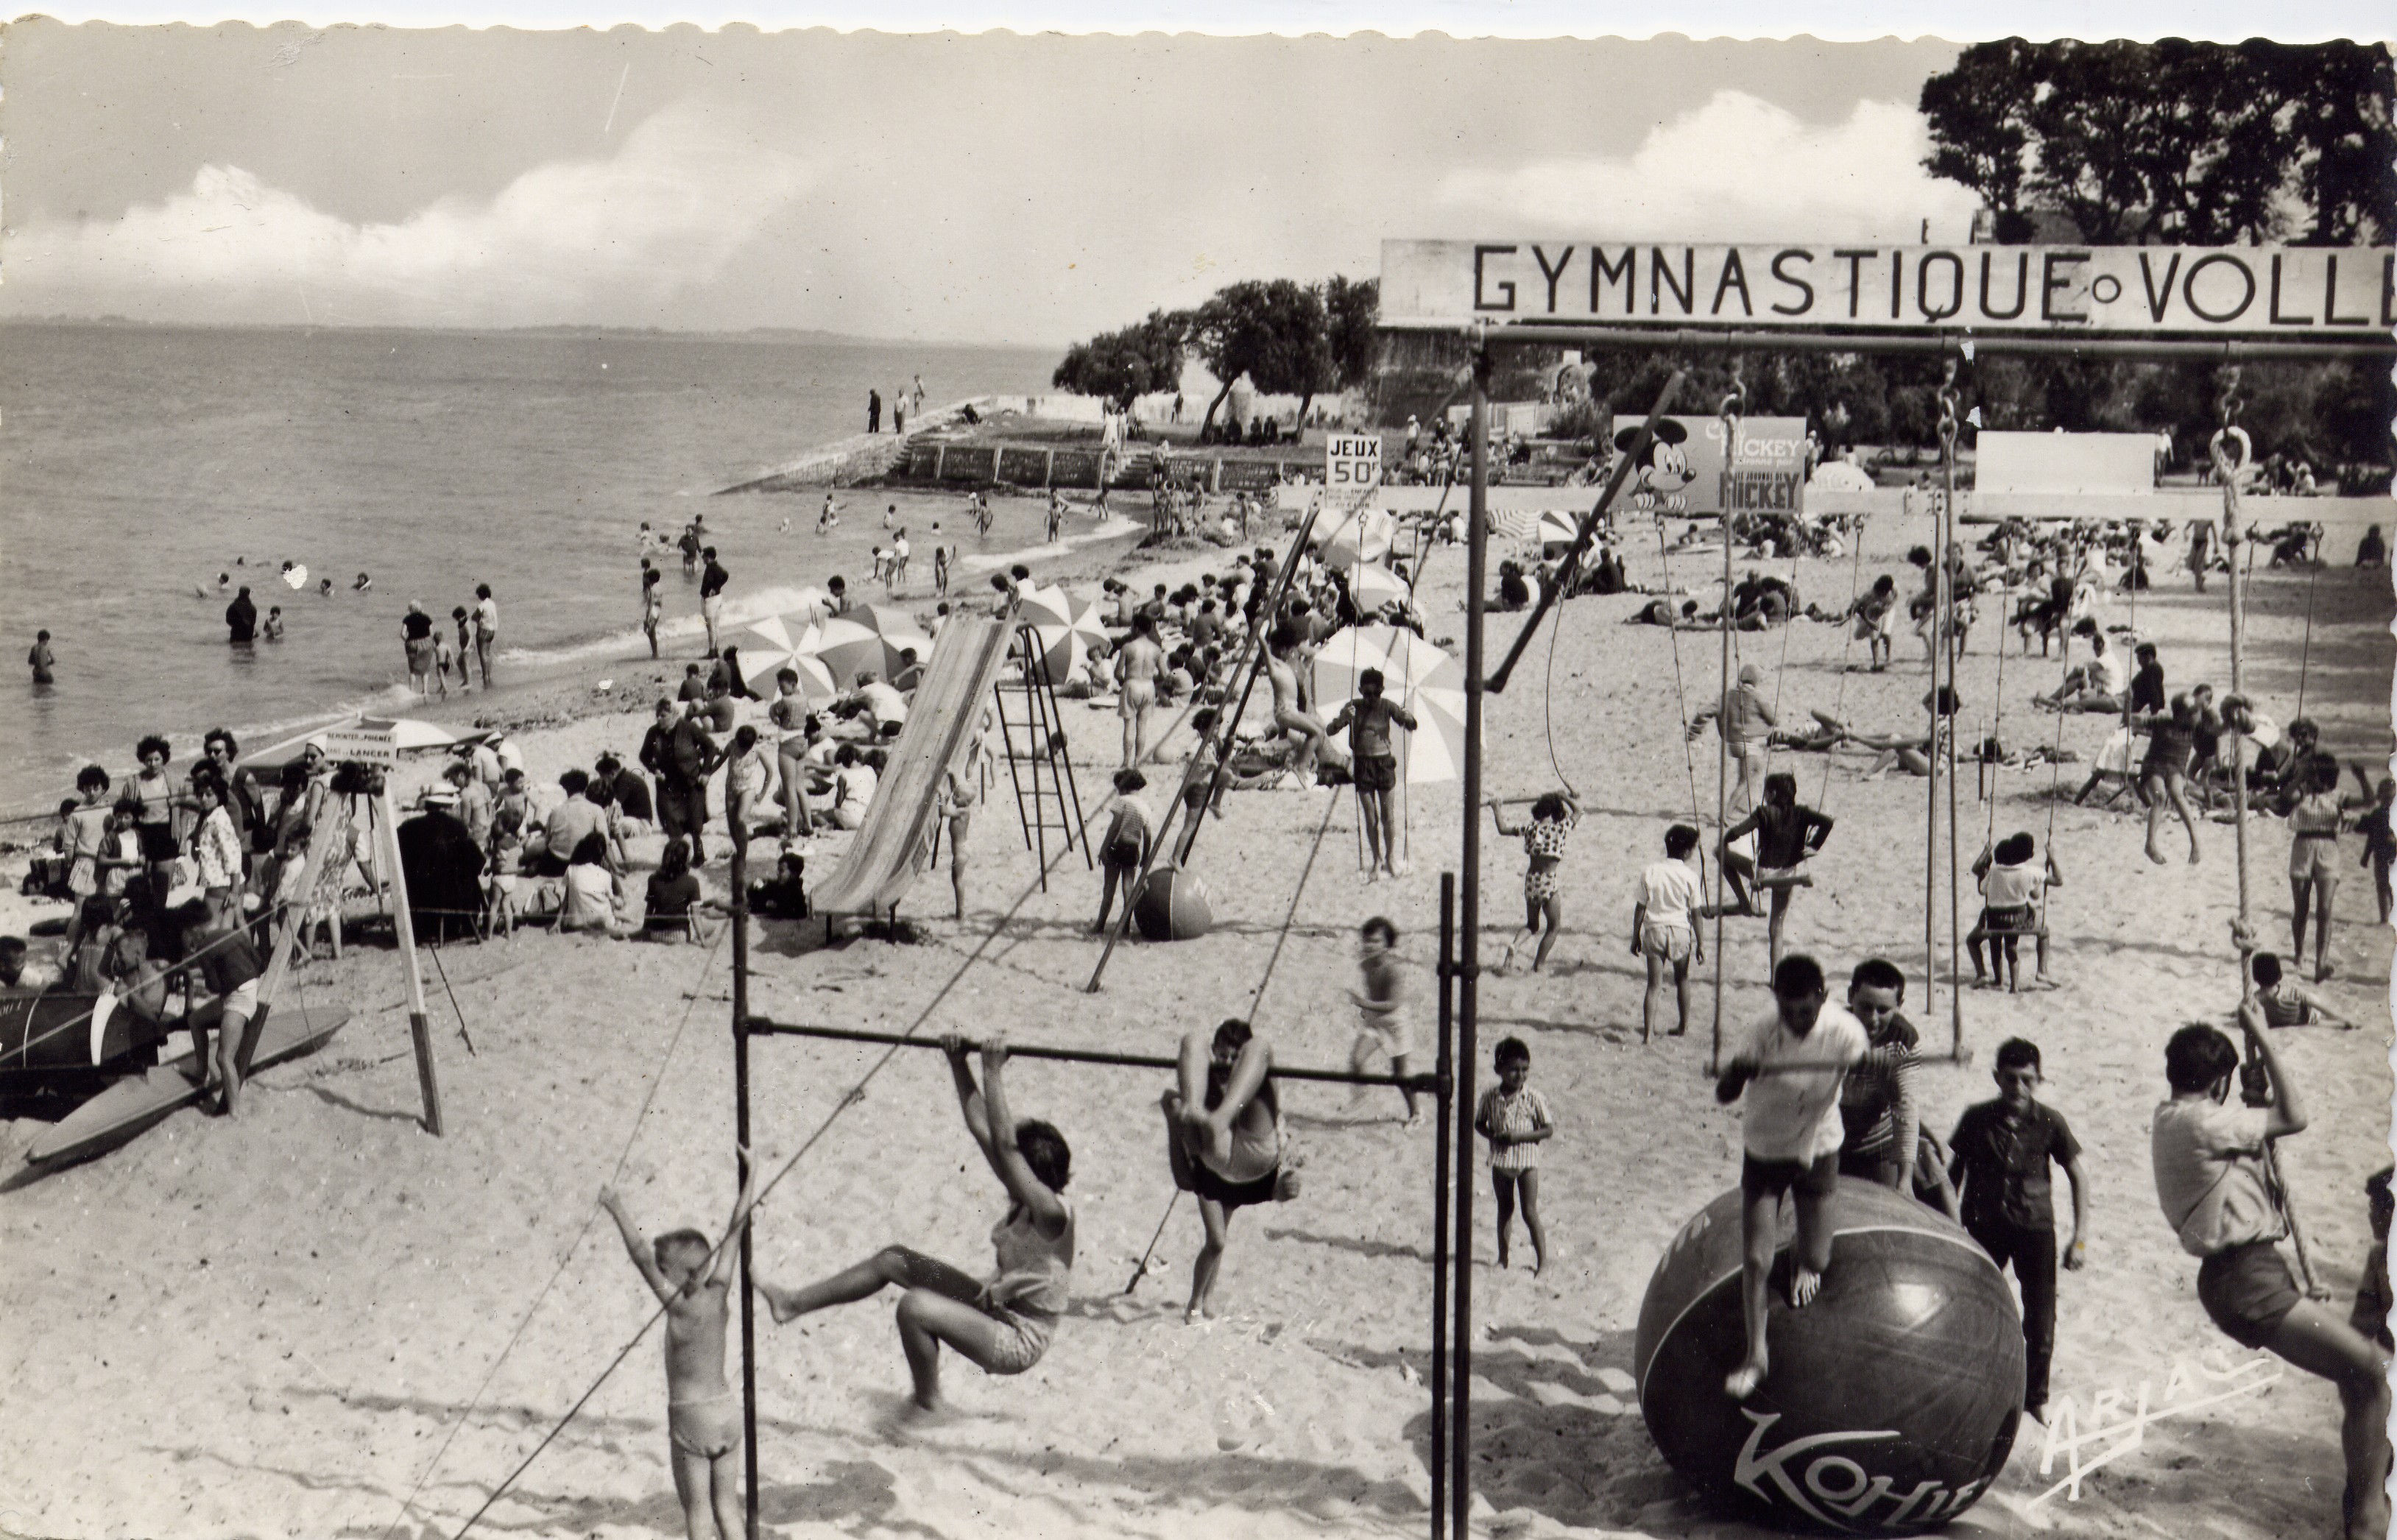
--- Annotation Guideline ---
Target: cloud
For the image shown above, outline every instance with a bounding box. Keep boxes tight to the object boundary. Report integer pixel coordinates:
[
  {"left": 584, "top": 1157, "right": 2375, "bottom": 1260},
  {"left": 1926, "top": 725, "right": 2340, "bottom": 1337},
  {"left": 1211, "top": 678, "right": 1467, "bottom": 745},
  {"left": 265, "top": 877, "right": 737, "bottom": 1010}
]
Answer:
[
  {"left": 1435, "top": 91, "right": 1982, "bottom": 244},
  {"left": 1, "top": 103, "right": 810, "bottom": 325}
]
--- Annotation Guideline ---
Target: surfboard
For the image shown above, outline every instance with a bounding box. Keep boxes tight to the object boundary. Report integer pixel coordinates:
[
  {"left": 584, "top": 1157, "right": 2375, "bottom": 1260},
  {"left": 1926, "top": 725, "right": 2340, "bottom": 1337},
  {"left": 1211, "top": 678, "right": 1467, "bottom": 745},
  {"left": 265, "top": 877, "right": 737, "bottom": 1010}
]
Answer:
[{"left": 24, "top": 1006, "right": 350, "bottom": 1170}]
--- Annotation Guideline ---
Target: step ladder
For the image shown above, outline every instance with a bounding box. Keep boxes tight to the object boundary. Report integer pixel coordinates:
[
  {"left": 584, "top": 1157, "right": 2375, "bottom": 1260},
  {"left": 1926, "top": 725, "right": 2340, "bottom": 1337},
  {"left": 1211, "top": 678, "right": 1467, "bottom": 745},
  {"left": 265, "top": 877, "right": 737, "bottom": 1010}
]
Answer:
[{"left": 992, "top": 625, "right": 1092, "bottom": 889}]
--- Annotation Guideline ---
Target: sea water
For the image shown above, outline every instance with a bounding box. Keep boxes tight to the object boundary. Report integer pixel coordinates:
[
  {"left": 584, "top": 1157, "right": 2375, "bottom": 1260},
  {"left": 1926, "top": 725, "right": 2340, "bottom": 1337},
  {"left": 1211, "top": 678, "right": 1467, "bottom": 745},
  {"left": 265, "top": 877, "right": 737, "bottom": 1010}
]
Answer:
[{"left": 0, "top": 322, "right": 1056, "bottom": 810}]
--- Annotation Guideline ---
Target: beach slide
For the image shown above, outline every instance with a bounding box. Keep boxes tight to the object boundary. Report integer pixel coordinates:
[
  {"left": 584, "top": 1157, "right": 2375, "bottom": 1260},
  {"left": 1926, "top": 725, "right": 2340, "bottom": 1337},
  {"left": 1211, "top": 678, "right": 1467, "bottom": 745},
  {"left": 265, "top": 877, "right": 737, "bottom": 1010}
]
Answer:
[{"left": 808, "top": 606, "right": 1020, "bottom": 918}]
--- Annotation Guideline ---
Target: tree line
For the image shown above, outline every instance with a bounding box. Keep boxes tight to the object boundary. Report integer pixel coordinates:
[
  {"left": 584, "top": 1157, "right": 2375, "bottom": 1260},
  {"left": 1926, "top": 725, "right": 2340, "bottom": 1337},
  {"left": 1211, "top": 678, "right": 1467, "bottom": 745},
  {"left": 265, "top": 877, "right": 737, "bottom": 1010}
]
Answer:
[{"left": 1051, "top": 277, "right": 1377, "bottom": 435}]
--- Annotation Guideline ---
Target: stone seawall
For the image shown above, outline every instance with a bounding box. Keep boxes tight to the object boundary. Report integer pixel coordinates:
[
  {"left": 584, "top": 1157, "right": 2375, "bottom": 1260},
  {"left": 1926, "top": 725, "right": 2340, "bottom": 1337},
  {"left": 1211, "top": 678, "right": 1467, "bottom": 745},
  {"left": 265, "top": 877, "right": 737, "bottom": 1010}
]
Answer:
[{"left": 714, "top": 398, "right": 992, "bottom": 493}]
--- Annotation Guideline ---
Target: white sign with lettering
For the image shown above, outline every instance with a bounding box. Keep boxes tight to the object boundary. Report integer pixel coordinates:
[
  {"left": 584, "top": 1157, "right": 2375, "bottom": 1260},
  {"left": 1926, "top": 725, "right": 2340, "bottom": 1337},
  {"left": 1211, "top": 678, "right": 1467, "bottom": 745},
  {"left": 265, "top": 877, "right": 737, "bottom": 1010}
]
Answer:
[{"left": 1380, "top": 240, "right": 2395, "bottom": 335}]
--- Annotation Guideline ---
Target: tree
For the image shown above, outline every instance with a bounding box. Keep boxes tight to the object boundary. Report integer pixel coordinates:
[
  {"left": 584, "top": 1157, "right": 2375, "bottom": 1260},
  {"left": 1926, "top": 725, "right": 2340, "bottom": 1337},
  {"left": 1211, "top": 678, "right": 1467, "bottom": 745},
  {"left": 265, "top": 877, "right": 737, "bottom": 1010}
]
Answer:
[
  {"left": 1321, "top": 275, "right": 1380, "bottom": 393},
  {"left": 1919, "top": 40, "right": 2392, "bottom": 245},
  {"left": 1186, "top": 279, "right": 1331, "bottom": 436},
  {"left": 1051, "top": 308, "right": 1187, "bottom": 412},
  {"left": 2274, "top": 41, "right": 2397, "bottom": 244},
  {"left": 1918, "top": 39, "right": 2042, "bottom": 243}
]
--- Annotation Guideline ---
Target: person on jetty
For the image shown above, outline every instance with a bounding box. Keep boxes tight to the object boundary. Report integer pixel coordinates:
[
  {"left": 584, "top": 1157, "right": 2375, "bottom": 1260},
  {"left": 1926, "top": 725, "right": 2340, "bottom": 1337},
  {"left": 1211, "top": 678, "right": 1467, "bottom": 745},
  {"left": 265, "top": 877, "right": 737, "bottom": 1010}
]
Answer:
[
  {"left": 2152, "top": 1008, "right": 2390, "bottom": 1539},
  {"left": 600, "top": 1157, "right": 764, "bottom": 1540},
  {"left": 760, "top": 1036, "right": 1073, "bottom": 1413},
  {"left": 1162, "top": 1020, "right": 1294, "bottom": 1323},
  {"left": 1716, "top": 953, "right": 1868, "bottom": 1400}
]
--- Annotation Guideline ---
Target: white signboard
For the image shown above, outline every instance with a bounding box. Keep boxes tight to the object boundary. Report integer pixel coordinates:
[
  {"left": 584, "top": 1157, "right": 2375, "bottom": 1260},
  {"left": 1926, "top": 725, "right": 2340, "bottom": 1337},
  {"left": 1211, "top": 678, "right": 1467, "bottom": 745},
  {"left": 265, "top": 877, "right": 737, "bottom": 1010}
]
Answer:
[
  {"left": 1325, "top": 433, "right": 1383, "bottom": 490},
  {"left": 1380, "top": 239, "right": 2394, "bottom": 336},
  {"left": 321, "top": 723, "right": 398, "bottom": 767}
]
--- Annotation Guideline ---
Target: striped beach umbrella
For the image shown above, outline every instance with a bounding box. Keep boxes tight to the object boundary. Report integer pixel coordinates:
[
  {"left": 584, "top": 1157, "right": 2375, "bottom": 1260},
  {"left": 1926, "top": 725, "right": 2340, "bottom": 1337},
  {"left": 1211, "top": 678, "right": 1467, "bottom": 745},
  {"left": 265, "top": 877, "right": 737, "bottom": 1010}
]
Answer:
[
  {"left": 1028, "top": 624, "right": 1095, "bottom": 686},
  {"left": 1313, "top": 626, "right": 1470, "bottom": 784},
  {"left": 1316, "top": 507, "right": 1396, "bottom": 571},
  {"left": 1346, "top": 564, "right": 1412, "bottom": 615},
  {"left": 803, "top": 617, "right": 893, "bottom": 688}
]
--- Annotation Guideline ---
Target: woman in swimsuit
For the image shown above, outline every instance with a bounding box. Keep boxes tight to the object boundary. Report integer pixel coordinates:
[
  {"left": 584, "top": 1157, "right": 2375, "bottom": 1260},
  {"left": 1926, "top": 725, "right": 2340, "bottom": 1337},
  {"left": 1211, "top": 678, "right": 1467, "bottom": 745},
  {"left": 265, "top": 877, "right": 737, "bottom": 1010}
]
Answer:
[
  {"left": 1489, "top": 791, "right": 1581, "bottom": 974},
  {"left": 1116, "top": 613, "right": 1165, "bottom": 771},
  {"left": 758, "top": 1037, "right": 1073, "bottom": 1413},
  {"left": 2288, "top": 750, "right": 2347, "bottom": 983},
  {"left": 128, "top": 735, "right": 183, "bottom": 896},
  {"left": 1162, "top": 1020, "right": 1289, "bottom": 1322},
  {"left": 1265, "top": 624, "right": 1329, "bottom": 786}
]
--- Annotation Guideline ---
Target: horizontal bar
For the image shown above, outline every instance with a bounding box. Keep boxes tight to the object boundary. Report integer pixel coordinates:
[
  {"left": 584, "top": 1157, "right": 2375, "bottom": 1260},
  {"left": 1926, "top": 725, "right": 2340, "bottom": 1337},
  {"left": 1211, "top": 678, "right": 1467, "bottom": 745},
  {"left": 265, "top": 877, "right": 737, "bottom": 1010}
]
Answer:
[
  {"left": 742, "top": 1017, "right": 1441, "bottom": 1092},
  {"left": 1383, "top": 319, "right": 2397, "bottom": 360}
]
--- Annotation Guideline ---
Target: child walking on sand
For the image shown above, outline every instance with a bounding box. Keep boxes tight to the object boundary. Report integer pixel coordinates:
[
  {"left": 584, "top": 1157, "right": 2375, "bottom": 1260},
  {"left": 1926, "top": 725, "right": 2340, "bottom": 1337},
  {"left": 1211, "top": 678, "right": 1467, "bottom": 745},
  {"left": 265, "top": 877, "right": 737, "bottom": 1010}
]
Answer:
[
  {"left": 1349, "top": 916, "right": 1419, "bottom": 1126},
  {"left": 1092, "top": 769, "right": 1154, "bottom": 933},
  {"left": 1715, "top": 953, "right": 1868, "bottom": 1399},
  {"left": 1948, "top": 1038, "right": 2088, "bottom": 1421},
  {"left": 1490, "top": 791, "right": 1581, "bottom": 974},
  {"left": 600, "top": 1159, "right": 765, "bottom": 1540},
  {"left": 1475, "top": 1037, "right": 1553, "bottom": 1272},
  {"left": 1631, "top": 822, "right": 1705, "bottom": 1039}
]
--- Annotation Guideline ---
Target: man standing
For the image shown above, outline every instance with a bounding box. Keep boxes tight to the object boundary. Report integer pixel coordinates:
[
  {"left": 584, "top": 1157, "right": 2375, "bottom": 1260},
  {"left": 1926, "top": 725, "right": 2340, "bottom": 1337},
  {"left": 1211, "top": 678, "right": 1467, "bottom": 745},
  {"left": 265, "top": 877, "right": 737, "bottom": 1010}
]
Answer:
[
  {"left": 225, "top": 586, "right": 259, "bottom": 645},
  {"left": 667, "top": 703, "right": 724, "bottom": 864},
  {"left": 473, "top": 584, "right": 499, "bottom": 688},
  {"left": 866, "top": 389, "right": 881, "bottom": 434},
  {"left": 1687, "top": 662, "right": 1776, "bottom": 816},
  {"left": 699, "top": 547, "right": 730, "bottom": 658}
]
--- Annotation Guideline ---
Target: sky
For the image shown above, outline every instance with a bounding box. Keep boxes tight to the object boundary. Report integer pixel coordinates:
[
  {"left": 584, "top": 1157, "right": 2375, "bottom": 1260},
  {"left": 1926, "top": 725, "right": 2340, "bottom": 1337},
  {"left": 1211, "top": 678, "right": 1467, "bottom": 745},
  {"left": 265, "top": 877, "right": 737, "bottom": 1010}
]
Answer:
[{"left": 1, "top": 24, "right": 2015, "bottom": 345}]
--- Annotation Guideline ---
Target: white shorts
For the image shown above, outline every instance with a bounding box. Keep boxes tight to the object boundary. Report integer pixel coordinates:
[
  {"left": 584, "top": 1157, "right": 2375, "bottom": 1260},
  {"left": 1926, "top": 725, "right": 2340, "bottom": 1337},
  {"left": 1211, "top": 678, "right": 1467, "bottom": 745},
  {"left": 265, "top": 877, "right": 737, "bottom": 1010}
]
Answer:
[
  {"left": 1358, "top": 1014, "right": 1414, "bottom": 1061},
  {"left": 223, "top": 979, "right": 259, "bottom": 1017},
  {"left": 1640, "top": 922, "right": 1695, "bottom": 963}
]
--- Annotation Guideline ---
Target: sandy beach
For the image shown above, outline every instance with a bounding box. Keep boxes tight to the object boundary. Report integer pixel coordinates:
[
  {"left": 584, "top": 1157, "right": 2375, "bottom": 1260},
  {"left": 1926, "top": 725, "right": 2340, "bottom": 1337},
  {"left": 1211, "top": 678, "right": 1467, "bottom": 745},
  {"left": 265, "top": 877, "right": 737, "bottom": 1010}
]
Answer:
[{"left": 2, "top": 495, "right": 2390, "bottom": 1540}]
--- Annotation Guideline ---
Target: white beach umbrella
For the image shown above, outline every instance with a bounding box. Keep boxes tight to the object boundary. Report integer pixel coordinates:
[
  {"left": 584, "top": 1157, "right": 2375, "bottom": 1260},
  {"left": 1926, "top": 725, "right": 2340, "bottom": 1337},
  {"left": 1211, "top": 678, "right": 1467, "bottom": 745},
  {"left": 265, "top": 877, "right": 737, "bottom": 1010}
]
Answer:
[
  {"left": 1028, "top": 625, "right": 1095, "bottom": 686},
  {"left": 852, "top": 603, "right": 936, "bottom": 674},
  {"left": 803, "top": 617, "right": 894, "bottom": 688},
  {"left": 1316, "top": 508, "right": 1396, "bottom": 571},
  {"left": 741, "top": 638, "right": 839, "bottom": 707},
  {"left": 1536, "top": 509, "right": 1586, "bottom": 551},
  {"left": 1809, "top": 461, "right": 1875, "bottom": 492},
  {"left": 1346, "top": 564, "right": 1413, "bottom": 615},
  {"left": 1312, "top": 626, "right": 1469, "bottom": 784},
  {"left": 1015, "top": 584, "right": 1079, "bottom": 630}
]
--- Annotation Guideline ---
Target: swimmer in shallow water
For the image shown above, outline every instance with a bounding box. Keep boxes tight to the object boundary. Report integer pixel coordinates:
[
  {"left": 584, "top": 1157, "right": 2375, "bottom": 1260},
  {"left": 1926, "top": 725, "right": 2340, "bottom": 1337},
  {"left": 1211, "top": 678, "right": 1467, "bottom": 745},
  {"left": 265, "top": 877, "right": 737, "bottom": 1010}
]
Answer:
[
  {"left": 318, "top": 578, "right": 335, "bottom": 598},
  {"left": 353, "top": 572, "right": 373, "bottom": 594}
]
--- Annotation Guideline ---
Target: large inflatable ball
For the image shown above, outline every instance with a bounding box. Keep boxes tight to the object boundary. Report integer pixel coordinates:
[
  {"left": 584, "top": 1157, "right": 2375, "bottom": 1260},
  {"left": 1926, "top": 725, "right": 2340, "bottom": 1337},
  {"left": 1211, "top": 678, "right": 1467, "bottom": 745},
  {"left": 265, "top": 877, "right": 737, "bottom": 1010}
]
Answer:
[
  {"left": 1132, "top": 866, "right": 1214, "bottom": 941},
  {"left": 1634, "top": 1177, "right": 2024, "bottom": 1535}
]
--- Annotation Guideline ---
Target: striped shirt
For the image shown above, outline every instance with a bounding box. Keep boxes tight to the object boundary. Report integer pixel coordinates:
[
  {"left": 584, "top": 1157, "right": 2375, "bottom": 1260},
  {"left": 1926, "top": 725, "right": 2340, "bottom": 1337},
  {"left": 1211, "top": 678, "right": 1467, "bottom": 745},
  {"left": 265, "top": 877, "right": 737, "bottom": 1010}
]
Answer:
[{"left": 1478, "top": 1085, "right": 1554, "bottom": 1173}]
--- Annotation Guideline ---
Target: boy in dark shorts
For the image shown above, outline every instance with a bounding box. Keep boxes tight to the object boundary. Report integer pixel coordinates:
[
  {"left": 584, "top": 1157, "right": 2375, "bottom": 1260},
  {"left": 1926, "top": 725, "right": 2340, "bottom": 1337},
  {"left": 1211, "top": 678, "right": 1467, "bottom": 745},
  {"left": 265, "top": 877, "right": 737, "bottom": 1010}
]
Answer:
[
  {"left": 1162, "top": 1020, "right": 1293, "bottom": 1322},
  {"left": 1092, "top": 769, "right": 1154, "bottom": 933},
  {"left": 1717, "top": 772, "right": 1834, "bottom": 975},
  {"left": 2153, "top": 1009, "right": 2389, "bottom": 1539},
  {"left": 1324, "top": 668, "right": 1418, "bottom": 880},
  {"left": 1948, "top": 1037, "right": 2087, "bottom": 1421},
  {"left": 1715, "top": 953, "right": 1868, "bottom": 1399}
]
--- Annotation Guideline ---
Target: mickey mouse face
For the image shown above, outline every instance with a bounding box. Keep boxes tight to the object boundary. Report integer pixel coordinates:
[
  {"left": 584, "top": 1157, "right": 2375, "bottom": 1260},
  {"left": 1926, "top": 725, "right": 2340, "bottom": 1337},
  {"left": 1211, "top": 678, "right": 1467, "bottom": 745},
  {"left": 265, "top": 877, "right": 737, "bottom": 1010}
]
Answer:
[{"left": 1615, "top": 417, "right": 1694, "bottom": 493}]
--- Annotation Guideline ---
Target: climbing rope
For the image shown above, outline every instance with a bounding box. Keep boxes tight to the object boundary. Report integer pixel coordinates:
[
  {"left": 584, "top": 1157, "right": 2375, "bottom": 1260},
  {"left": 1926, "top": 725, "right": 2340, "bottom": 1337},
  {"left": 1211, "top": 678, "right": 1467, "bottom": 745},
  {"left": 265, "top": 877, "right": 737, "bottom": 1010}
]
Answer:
[{"left": 1814, "top": 515, "right": 1871, "bottom": 811}]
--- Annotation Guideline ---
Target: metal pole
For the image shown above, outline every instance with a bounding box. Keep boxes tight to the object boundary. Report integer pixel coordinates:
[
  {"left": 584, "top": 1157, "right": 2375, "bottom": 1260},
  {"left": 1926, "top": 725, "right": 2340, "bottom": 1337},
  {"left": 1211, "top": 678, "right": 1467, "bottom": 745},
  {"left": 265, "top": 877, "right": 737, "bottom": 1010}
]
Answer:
[
  {"left": 1941, "top": 422, "right": 1965, "bottom": 1059},
  {"left": 1927, "top": 490, "right": 1944, "bottom": 1037},
  {"left": 728, "top": 838, "right": 758, "bottom": 1540},
  {"left": 376, "top": 785, "right": 443, "bottom": 1136},
  {"left": 1709, "top": 386, "right": 1737, "bottom": 1073},
  {"left": 742, "top": 1020, "right": 1438, "bottom": 1089},
  {"left": 1451, "top": 345, "right": 1491, "bottom": 1540},
  {"left": 1430, "top": 872, "right": 1454, "bottom": 1540}
]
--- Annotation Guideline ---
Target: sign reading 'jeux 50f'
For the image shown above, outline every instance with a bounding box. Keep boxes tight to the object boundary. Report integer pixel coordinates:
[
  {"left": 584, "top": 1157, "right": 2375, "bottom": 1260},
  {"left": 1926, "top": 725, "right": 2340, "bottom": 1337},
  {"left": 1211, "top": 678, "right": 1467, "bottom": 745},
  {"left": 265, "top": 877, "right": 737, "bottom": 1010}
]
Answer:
[{"left": 1380, "top": 240, "right": 2396, "bottom": 334}]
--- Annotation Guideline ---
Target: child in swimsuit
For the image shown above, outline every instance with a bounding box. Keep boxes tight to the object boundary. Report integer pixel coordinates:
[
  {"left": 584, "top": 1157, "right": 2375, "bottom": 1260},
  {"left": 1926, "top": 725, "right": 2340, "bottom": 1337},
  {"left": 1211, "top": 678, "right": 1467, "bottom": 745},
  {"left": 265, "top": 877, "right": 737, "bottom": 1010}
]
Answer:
[
  {"left": 1490, "top": 791, "right": 1580, "bottom": 974},
  {"left": 2287, "top": 751, "right": 2346, "bottom": 983},
  {"left": 759, "top": 1039, "right": 1073, "bottom": 1410},
  {"left": 601, "top": 1159, "right": 764, "bottom": 1540}
]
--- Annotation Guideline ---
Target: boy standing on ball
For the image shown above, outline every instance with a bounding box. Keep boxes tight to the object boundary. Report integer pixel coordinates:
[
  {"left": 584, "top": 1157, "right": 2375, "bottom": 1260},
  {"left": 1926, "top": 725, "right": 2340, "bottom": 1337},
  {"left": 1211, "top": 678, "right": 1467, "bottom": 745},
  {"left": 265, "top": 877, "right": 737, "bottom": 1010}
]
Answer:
[{"left": 1715, "top": 953, "right": 1868, "bottom": 1400}]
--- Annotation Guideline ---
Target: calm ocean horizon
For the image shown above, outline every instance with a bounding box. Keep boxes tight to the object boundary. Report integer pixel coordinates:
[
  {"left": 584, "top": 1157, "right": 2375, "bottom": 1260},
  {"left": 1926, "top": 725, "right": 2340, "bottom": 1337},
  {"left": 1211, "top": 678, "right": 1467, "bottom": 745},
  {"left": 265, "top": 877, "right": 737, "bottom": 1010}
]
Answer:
[{"left": 0, "top": 321, "right": 1059, "bottom": 812}]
